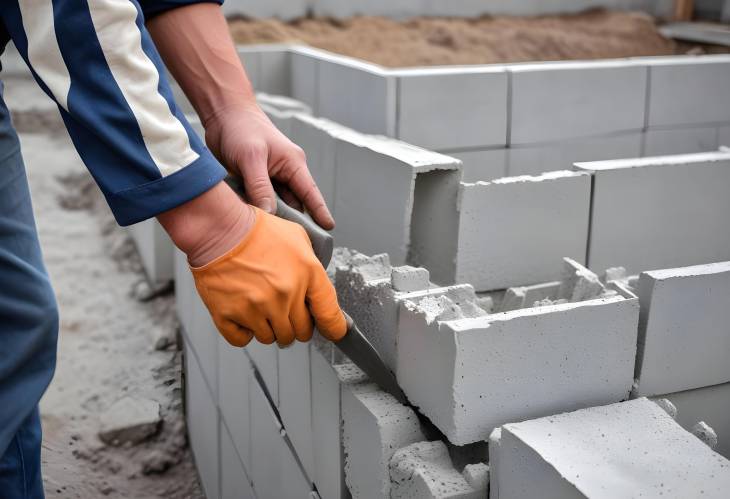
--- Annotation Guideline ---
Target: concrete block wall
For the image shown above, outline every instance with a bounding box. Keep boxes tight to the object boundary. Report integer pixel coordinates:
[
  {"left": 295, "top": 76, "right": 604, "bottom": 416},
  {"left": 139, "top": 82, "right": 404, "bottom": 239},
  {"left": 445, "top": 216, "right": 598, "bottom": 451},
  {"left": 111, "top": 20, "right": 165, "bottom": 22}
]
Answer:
[
  {"left": 235, "top": 46, "right": 730, "bottom": 182},
  {"left": 489, "top": 398, "right": 730, "bottom": 499},
  {"left": 126, "top": 218, "right": 174, "bottom": 285},
  {"left": 575, "top": 150, "right": 730, "bottom": 275},
  {"left": 221, "top": 0, "right": 674, "bottom": 20}
]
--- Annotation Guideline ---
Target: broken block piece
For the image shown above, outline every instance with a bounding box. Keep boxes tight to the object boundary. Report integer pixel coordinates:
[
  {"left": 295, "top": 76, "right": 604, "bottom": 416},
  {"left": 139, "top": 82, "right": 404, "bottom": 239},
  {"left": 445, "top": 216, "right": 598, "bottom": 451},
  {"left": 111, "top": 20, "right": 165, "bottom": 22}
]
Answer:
[
  {"left": 98, "top": 396, "right": 161, "bottom": 446},
  {"left": 556, "top": 257, "right": 605, "bottom": 302},
  {"left": 692, "top": 421, "right": 719, "bottom": 450},
  {"left": 391, "top": 266, "right": 430, "bottom": 293},
  {"left": 635, "top": 261, "right": 730, "bottom": 396},
  {"left": 398, "top": 284, "right": 639, "bottom": 445},
  {"left": 390, "top": 441, "right": 486, "bottom": 499},
  {"left": 342, "top": 384, "right": 425, "bottom": 499},
  {"left": 462, "top": 463, "right": 489, "bottom": 492},
  {"left": 490, "top": 398, "right": 730, "bottom": 499}
]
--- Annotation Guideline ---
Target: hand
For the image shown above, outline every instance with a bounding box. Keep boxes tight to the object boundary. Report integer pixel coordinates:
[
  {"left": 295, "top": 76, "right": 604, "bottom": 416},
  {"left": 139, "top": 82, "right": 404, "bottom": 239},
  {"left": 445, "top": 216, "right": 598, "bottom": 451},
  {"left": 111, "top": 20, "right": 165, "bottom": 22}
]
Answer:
[
  {"left": 204, "top": 102, "right": 335, "bottom": 230},
  {"left": 157, "top": 182, "right": 347, "bottom": 347}
]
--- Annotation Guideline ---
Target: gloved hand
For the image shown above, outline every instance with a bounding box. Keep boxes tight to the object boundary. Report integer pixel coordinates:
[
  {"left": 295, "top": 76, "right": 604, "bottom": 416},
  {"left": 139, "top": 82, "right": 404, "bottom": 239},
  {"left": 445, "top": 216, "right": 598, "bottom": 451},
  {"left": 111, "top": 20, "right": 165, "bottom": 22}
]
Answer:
[{"left": 189, "top": 206, "right": 347, "bottom": 347}]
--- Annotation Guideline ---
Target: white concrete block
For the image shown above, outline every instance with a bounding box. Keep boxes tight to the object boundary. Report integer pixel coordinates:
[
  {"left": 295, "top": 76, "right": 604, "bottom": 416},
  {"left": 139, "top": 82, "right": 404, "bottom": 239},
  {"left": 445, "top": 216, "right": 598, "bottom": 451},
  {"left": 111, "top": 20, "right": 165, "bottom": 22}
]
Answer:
[
  {"left": 397, "top": 288, "right": 639, "bottom": 445},
  {"left": 576, "top": 150, "right": 730, "bottom": 275},
  {"left": 342, "top": 383, "right": 425, "bottom": 499},
  {"left": 278, "top": 340, "right": 315, "bottom": 479},
  {"left": 395, "top": 68, "right": 508, "bottom": 150},
  {"left": 447, "top": 149, "right": 508, "bottom": 183},
  {"left": 646, "top": 55, "right": 730, "bottom": 127},
  {"left": 490, "top": 398, "right": 730, "bottom": 499},
  {"left": 317, "top": 56, "right": 395, "bottom": 136},
  {"left": 183, "top": 280, "right": 219, "bottom": 402},
  {"left": 236, "top": 45, "right": 292, "bottom": 96},
  {"left": 291, "top": 49, "right": 318, "bottom": 111},
  {"left": 455, "top": 171, "right": 591, "bottom": 291},
  {"left": 654, "top": 382, "right": 730, "bottom": 459},
  {"left": 333, "top": 133, "right": 460, "bottom": 265},
  {"left": 391, "top": 266, "right": 430, "bottom": 293},
  {"left": 250, "top": 377, "right": 312, "bottom": 499},
  {"left": 508, "top": 133, "right": 643, "bottom": 176},
  {"left": 127, "top": 218, "right": 174, "bottom": 284},
  {"left": 635, "top": 261, "right": 730, "bottom": 396},
  {"left": 289, "top": 114, "right": 348, "bottom": 211},
  {"left": 184, "top": 343, "right": 220, "bottom": 499},
  {"left": 256, "top": 93, "right": 311, "bottom": 114},
  {"left": 218, "top": 335, "right": 253, "bottom": 473},
  {"left": 390, "top": 441, "right": 486, "bottom": 499},
  {"left": 246, "top": 340, "right": 278, "bottom": 407},
  {"left": 643, "top": 126, "right": 719, "bottom": 156},
  {"left": 462, "top": 463, "right": 489, "bottom": 492},
  {"left": 509, "top": 61, "right": 647, "bottom": 145},
  {"left": 261, "top": 104, "right": 296, "bottom": 137},
  {"left": 221, "top": 421, "right": 255, "bottom": 499},
  {"left": 174, "top": 248, "right": 195, "bottom": 335}
]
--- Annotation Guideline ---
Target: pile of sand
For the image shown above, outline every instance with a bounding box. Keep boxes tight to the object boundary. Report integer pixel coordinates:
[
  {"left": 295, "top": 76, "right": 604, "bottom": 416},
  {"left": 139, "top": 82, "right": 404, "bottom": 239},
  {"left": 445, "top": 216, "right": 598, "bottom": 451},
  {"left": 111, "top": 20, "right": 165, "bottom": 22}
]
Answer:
[{"left": 229, "top": 9, "right": 683, "bottom": 67}]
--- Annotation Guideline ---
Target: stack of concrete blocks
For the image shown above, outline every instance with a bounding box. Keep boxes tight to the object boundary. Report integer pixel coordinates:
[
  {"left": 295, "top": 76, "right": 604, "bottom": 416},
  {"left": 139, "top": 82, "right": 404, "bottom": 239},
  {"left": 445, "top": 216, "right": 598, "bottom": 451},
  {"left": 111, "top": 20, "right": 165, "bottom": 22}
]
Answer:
[
  {"left": 488, "top": 397, "right": 730, "bottom": 498},
  {"left": 397, "top": 257, "right": 639, "bottom": 445},
  {"left": 176, "top": 249, "right": 313, "bottom": 498},
  {"left": 575, "top": 150, "right": 730, "bottom": 275},
  {"left": 126, "top": 218, "right": 174, "bottom": 285},
  {"left": 221, "top": 0, "right": 675, "bottom": 20},
  {"left": 631, "top": 260, "right": 730, "bottom": 459},
  {"left": 236, "top": 45, "right": 730, "bottom": 181}
]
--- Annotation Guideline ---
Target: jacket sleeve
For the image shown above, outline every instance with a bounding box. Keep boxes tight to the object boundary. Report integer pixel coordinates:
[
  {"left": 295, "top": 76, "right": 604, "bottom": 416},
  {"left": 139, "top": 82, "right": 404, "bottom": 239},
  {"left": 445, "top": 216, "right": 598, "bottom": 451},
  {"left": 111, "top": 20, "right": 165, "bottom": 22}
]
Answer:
[
  {"left": 138, "top": 0, "right": 223, "bottom": 19},
  {"left": 1, "top": 0, "right": 228, "bottom": 226}
]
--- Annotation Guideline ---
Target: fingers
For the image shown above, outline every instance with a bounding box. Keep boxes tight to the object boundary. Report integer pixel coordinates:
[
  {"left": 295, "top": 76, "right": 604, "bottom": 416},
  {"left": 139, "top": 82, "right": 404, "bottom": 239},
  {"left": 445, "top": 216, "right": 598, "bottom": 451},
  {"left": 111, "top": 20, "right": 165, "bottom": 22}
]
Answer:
[
  {"left": 217, "top": 319, "right": 254, "bottom": 347},
  {"left": 268, "top": 314, "right": 296, "bottom": 347},
  {"left": 290, "top": 301, "right": 314, "bottom": 342},
  {"left": 305, "top": 264, "right": 347, "bottom": 341},
  {"left": 273, "top": 181, "right": 303, "bottom": 211},
  {"left": 277, "top": 149, "right": 335, "bottom": 230},
  {"left": 239, "top": 141, "right": 277, "bottom": 214}
]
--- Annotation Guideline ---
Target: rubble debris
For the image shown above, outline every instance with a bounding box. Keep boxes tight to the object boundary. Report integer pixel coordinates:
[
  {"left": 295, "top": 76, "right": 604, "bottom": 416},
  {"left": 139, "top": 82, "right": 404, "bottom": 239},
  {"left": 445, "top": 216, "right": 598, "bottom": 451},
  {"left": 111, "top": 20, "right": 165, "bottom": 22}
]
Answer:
[{"left": 98, "top": 396, "right": 162, "bottom": 446}]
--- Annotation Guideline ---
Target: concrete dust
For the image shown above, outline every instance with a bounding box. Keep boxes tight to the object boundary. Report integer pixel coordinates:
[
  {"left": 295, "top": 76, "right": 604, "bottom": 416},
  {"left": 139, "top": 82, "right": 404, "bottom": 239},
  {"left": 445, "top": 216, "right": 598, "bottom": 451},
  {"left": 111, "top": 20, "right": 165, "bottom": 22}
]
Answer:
[
  {"left": 6, "top": 77, "right": 204, "bottom": 498},
  {"left": 227, "top": 9, "right": 704, "bottom": 67}
]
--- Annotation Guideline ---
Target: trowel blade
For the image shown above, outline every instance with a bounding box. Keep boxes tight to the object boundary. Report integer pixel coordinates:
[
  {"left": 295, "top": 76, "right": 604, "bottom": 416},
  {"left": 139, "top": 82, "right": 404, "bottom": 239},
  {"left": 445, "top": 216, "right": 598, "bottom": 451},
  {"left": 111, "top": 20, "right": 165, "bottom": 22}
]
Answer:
[{"left": 335, "top": 313, "right": 408, "bottom": 405}]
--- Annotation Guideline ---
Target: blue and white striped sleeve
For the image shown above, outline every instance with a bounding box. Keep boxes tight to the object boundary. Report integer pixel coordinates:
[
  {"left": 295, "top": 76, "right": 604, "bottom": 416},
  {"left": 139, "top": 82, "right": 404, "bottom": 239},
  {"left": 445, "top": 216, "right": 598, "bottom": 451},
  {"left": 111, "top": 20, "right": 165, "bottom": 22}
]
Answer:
[{"left": 1, "top": 0, "right": 228, "bottom": 226}]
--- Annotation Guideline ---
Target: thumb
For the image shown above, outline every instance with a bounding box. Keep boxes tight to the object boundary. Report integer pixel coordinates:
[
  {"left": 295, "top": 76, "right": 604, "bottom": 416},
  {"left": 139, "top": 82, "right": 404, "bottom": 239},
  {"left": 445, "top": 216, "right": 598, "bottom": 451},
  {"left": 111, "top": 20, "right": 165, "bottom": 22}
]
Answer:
[{"left": 240, "top": 143, "right": 276, "bottom": 214}]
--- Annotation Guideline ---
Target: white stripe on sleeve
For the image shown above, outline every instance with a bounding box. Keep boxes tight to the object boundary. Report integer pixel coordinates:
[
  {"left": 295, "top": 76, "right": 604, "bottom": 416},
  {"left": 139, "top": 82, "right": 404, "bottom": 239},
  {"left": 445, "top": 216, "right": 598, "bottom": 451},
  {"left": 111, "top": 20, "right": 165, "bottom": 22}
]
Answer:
[
  {"left": 87, "top": 0, "right": 199, "bottom": 176},
  {"left": 18, "top": 0, "right": 71, "bottom": 110}
]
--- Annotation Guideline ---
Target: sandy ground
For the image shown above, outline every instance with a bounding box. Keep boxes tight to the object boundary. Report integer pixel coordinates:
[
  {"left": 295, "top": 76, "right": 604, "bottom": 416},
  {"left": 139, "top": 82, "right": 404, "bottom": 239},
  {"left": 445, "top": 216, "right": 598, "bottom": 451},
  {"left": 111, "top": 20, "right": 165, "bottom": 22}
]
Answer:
[
  {"left": 3, "top": 76, "right": 204, "bottom": 498},
  {"left": 229, "top": 9, "right": 730, "bottom": 67}
]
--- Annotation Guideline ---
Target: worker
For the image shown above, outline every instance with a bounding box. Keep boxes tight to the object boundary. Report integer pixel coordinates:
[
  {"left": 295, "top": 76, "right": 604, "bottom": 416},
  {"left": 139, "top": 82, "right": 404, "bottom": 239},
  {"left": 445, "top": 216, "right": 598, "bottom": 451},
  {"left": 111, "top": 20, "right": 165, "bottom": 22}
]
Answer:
[{"left": 0, "top": 1, "right": 347, "bottom": 496}]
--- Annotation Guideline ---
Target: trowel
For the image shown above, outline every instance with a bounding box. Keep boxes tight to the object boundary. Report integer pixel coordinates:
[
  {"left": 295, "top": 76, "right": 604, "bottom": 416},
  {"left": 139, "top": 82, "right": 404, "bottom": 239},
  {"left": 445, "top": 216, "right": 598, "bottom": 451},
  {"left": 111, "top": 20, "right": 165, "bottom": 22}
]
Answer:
[{"left": 225, "top": 176, "right": 408, "bottom": 404}]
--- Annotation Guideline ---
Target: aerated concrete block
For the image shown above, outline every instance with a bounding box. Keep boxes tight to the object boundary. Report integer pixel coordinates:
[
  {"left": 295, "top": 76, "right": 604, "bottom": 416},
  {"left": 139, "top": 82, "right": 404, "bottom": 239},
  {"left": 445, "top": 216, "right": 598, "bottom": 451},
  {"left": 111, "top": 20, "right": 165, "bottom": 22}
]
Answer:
[
  {"left": 342, "top": 383, "right": 425, "bottom": 499},
  {"left": 236, "top": 45, "right": 292, "bottom": 96},
  {"left": 317, "top": 55, "right": 395, "bottom": 136},
  {"left": 333, "top": 133, "right": 461, "bottom": 265},
  {"left": 397, "top": 287, "right": 639, "bottom": 445},
  {"left": 390, "top": 441, "right": 487, "bottom": 499},
  {"left": 455, "top": 171, "right": 591, "bottom": 291},
  {"left": 646, "top": 55, "right": 730, "bottom": 128},
  {"left": 643, "top": 126, "right": 719, "bottom": 156},
  {"left": 508, "top": 133, "right": 643, "bottom": 176},
  {"left": 247, "top": 340, "right": 278, "bottom": 407},
  {"left": 395, "top": 68, "right": 508, "bottom": 150},
  {"left": 291, "top": 48, "right": 318, "bottom": 110},
  {"left": 576, "top": 150, "right": 730, "bottom": 275},
  {"left": 509, "top": 61, "right": 646, "bottom": 145},
  {"left": 184, "top": 343, "right": 219, "bottom": 499},
  {"left": 654, "top": 382, "right": 730, "bottom": 459},
  {"left": 256, "top": 93, "right": 311, "bottom": 115},
  {"left": 635, "top": 261, "right": 730, "bottom": 396},
  {"left": 250, "top": 377, "right": 312, "bottom": 499},
  {"left": 311, "top": 351, "right": 369, "bottom": 499},
  {"left": 279, "top": 340, "right": 315, "bottom": 479},
  {"left": 218, "top": 335, "right": 253, "bottom": 473},
  {"left": 447, "top": 149, "right": 508, "bottom": 182},
  {"left": 221, "top": 421, "right": 255, "bottom": 499},
  {"left": 719, "top": 125, "right": 730, "bottom": 146},
  {"left": 127, "top": 218, "right": 174, "bottom": 285},
  {"left": 490, "top": 398, "right": 730, "bottom": 499},
  {"left": 174, "top": 249, "right": 195, "bottom": 335}
]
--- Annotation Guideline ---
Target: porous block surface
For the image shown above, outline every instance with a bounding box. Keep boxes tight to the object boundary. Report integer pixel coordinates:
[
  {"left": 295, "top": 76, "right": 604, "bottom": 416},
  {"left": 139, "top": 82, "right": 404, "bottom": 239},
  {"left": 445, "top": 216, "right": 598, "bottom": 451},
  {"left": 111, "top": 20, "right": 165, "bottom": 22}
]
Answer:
[
  {"left": 220, "top": 422, "right": 255, "bottom": 499},
  {"left": 398, "top": 289, "right": 638, "bottom": 445},
  {"left": 576, "top": 151, "right": 730, "bottom": 274},
  {"left": 342, "top": 384, "right": 425, "bottom": 499},
  {"left": 491, "top": 398, "right": 730, "bottom": 499},
  {"left": 456, "top": 171, "right": 591, "bottom": 291},
  {"left": 390, "top": 441, "right": 486, "bottom": 499},
  {"left": 218, "top": 335, "right": 253, "bottom": 472},
  {"left": 509, "top": 61, "right": 646, "bottom": 144},
  {"left": 636, "top": 261, "right": 730, "bottom": 396},
  {"left": 395, "top": 67, "right": 508, "bottom": 150}
]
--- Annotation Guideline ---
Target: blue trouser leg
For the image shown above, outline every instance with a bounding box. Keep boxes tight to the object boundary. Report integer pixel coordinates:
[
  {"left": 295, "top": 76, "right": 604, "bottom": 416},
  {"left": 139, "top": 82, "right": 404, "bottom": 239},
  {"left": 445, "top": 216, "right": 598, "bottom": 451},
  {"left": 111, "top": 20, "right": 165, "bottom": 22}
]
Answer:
[
  {"left": 0, "top": 79, "right": 58, "bottom": 498},
  {"left": 0, "top": 407, "right": 44, "bottom": 499}
]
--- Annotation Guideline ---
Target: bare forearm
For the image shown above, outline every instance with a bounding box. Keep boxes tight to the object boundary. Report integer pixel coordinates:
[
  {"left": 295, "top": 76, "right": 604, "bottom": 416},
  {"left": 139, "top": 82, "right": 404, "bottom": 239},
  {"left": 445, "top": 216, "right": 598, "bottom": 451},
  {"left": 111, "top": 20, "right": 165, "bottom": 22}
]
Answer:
[{"left": 146, "top": 3, "right": 255, "bottom": 125}]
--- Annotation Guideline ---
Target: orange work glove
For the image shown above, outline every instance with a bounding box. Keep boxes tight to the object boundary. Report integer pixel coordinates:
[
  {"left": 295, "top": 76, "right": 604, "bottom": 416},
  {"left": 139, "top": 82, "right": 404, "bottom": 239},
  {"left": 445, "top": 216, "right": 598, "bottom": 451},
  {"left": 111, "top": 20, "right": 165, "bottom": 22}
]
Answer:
[{"left": 190, "top": 207, "right": 347, "bottom": 347}]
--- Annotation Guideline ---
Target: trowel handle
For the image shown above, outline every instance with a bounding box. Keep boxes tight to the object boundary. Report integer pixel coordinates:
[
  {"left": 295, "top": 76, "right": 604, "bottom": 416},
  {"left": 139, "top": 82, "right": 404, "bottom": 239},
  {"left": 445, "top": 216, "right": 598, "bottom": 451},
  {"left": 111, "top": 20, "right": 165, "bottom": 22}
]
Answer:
[{"left": 224, "top": 175, "right": 334, "bottom": 268}]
